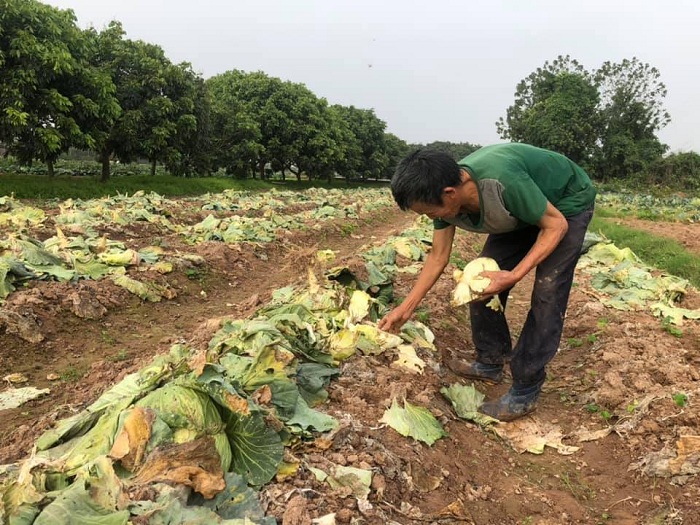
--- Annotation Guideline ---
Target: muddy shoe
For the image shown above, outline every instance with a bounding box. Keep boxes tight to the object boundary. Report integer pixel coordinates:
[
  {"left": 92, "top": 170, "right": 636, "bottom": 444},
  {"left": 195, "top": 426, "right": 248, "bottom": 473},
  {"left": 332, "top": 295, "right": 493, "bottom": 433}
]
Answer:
[
  {"left": 445, "top": 359, "right": 503, "bottom": 384},
  {"left": 479, "top": 381, "right": 542, "bottom": 422}
]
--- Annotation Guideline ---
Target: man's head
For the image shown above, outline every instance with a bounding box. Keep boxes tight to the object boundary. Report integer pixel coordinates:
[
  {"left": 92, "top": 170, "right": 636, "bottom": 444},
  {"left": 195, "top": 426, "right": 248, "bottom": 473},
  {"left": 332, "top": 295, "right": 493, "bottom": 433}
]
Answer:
[{"left": 390, "top": 149, "right": 462, "bottom": 211}]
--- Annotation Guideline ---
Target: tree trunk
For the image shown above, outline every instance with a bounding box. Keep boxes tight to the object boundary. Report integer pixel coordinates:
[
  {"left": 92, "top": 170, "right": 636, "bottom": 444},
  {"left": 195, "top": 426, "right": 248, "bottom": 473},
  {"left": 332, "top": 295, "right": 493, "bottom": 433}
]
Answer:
[
  {"left": 259, "top": 162, "right": 265, "bottom": 179},
  {"left": 150, "top": 159, "right": 157, "bottom": 176},
  {"left": 100, "top": 153, "right": 110, "bottom": 182},
  {"left": 47, "top": 159, "right": 55, "bottom": 178},
  {"left": 281, "top": 167, "right": 286, "bottom": 182}
]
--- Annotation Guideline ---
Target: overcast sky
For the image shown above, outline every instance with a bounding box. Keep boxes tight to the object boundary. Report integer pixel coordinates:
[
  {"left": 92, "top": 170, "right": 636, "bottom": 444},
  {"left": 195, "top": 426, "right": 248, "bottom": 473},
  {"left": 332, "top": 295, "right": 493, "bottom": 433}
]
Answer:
[{"left": 45, "top": 0, "right": 700, "bottom": 152}]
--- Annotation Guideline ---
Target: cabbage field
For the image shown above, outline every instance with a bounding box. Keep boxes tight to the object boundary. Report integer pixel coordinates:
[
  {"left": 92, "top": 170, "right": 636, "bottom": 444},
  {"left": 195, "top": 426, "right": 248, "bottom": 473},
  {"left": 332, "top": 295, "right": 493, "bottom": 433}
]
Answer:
[{"left": 0, "top": 187, "right": 699, "bottom": 524}]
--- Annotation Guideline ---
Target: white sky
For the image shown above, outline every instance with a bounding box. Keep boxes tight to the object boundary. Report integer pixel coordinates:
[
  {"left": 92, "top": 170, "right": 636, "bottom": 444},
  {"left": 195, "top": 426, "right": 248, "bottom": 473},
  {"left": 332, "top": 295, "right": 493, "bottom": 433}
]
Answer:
[{"left": 45, "top": 0, "right": 700, "bottom": 152}]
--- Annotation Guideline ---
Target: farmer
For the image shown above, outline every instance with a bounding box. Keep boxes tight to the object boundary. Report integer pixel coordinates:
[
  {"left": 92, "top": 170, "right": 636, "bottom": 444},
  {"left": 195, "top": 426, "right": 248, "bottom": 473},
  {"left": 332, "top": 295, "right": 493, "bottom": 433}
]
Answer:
[{"left": 378, "top": 143, "right": 596, "bottom": 421}]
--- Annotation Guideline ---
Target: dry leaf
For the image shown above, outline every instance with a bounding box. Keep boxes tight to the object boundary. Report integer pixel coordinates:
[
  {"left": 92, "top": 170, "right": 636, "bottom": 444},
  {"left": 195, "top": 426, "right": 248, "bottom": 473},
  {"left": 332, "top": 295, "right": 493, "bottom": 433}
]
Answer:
[{"left": 131, "top": 437, "right": 225, "bottom": 499}]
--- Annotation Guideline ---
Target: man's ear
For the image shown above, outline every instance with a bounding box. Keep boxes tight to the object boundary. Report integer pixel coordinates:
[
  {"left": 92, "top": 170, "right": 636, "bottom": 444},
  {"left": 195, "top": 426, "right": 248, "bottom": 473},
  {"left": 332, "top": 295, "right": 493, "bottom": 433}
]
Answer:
[{"left": 442, "top": 186, "right": 457, "bottom": 200}]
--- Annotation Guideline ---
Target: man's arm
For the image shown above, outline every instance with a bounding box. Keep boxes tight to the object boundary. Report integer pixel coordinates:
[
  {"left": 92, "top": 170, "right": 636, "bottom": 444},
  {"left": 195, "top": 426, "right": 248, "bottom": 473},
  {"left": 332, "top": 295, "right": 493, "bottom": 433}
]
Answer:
[
  {"left": 479, "top": 201, "right": 568, "bottom": 296},
  {"left": 378, "top": 225, "right": 455, "bottom": 332}
]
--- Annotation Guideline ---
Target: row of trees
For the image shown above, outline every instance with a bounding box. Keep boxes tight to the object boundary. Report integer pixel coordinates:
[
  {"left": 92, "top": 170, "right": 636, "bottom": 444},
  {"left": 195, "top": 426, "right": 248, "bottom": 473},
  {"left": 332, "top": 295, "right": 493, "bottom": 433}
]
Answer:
[
  {"left": 1, "top": 2, "right": 681, "bottom": 183},
  {"left": 496, "top": 55, "right": 671, "bottom": 180},
  {"left": 0, "top": 0, "right": 414, "bottom": 181}
]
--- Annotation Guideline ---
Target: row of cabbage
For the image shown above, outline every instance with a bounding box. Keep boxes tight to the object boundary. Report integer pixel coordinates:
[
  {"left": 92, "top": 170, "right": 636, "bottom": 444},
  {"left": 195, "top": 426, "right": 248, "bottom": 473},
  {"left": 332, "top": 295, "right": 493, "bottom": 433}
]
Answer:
[
  {"left": 0, "top": 188, "right": 395, "bottom": 303},
  {"left": 0, "top": 218, "right": 434, "bottom": 524},
  {"left": 579, "top": 233, "right": 700, "bottom": 325},
  {"left": 1, "top": 188, "right": 394, "bottom": 234},
  {"left": 597, "top": 191, "right": 700, "bottom": 222}
]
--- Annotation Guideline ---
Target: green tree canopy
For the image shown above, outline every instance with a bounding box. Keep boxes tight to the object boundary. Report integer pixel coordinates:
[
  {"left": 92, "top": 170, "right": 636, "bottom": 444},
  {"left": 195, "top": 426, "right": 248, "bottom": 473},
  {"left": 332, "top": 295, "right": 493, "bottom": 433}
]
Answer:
[
  {"left": 497, "top": 55, "right": 672, "bottom": 179},
  {"left": 413, "top": 141, "right": 481, "bottom": 161},
  {"left": 496, "top": 55, "right": 600, "bottom": 165},
  {"left": 332, "top": 105, "right": 387, "bottom": 181},
  {"left": 83, "top": 22, "right": 203, "bottom": 181},
  {"left": 594, "top": 57, "right": 670, "bottom": 179},
  {"left": 0, "top": 0, "right": 119, "bottom": 176}
]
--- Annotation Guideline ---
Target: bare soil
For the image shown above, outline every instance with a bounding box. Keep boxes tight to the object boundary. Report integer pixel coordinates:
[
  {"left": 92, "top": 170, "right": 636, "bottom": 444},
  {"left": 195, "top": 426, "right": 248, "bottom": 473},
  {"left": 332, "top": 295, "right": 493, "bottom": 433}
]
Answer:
[{"left": 1, "top": 204, "right": 699, "bottom": 525}]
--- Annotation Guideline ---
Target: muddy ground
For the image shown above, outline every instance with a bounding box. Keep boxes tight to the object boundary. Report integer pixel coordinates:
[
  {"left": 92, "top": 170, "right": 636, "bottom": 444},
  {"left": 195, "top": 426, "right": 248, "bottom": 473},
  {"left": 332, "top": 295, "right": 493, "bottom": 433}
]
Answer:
[{"left": 1, "top": 198, "right": 699, "bottom": 525}]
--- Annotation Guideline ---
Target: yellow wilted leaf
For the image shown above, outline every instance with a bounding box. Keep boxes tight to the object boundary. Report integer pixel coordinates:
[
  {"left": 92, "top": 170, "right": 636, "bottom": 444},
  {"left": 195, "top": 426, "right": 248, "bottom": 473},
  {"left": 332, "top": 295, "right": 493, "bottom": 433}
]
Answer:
[
  {"left": 328, "top": 328, "right": 358, "bottom": 360},
  {"left": 390, "top": 345, "right": 426, "bottom": 374},
  {"left": 109, "top": 407, "right": 155, "bottom": 472},
  {"left": 276, "top": 461, "right": 300, "bottom": 481},
  {"left": 347, "top": 290, "right": 371, "bottom": 324}
]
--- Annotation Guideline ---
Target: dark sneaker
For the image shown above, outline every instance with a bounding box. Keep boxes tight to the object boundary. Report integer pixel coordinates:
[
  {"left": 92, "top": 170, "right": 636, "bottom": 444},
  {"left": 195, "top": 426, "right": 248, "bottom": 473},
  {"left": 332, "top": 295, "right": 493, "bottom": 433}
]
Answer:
[
  {"left": 479, "top": 380, "right": 543, "bottom": 422},
  {"left": 445, "top": 359, "right": 503, "bottom": 384}
]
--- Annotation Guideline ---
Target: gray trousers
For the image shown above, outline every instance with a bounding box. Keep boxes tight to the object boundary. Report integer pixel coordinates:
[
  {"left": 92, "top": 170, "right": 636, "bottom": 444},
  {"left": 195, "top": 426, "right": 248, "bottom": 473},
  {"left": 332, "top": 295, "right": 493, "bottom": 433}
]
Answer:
[{"left": 469, "top": 206, "right": 594, "bottom": 388}]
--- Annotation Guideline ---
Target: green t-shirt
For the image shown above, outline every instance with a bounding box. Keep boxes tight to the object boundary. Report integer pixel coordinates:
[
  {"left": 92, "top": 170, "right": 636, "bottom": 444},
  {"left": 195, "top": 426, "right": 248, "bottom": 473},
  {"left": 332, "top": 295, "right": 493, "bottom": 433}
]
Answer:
[{"left": 434, "top": 143, "right": 596, "bottom": 233}]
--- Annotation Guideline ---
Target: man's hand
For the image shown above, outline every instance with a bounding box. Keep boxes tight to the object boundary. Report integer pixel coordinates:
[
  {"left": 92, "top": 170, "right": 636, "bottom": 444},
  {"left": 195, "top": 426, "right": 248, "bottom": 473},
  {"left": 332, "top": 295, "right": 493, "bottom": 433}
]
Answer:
[
  {"left": 477, "top": 270, "right": 519, "bottom": 298},
  {"left": 378, "top": 305, "right": 412, "bottom": 333}
]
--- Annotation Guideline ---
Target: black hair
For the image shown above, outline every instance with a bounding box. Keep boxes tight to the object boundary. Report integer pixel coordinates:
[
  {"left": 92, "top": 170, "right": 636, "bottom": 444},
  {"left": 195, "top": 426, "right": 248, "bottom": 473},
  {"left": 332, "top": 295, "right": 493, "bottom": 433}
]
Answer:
[{"left": 390, "top": 149, "right": 462, "bottom": 210}]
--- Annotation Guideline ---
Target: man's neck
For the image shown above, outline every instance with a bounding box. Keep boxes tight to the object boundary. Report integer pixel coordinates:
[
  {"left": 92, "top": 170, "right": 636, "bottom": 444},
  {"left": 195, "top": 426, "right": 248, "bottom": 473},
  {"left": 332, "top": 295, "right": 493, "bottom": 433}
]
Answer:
[{"left": 458, "top": 169, "right": 480, "bottom": 213}]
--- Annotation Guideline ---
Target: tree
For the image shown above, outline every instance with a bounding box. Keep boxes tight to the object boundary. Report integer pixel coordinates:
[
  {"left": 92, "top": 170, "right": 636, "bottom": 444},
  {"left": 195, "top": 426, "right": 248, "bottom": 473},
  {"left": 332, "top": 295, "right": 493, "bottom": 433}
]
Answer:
[
  {"left": 646, "top": 152, "right": 700, "bottom": 191},
  {"left": 84, "top": 22, "right": 199, "bottom": 181},
  {"left": 0, "top": 0, "right": 119, "bottom": 176},
  {"left": 593, "top": 57, "right": 670, "bottom": 179},
  {"left": 332, "top": 105, "right": 387, "bottom": 181},
  {"left": 381, "top": 133, "right": 411, "bottom": 180},
  {"left": 496, "top": 55, "right": 600, "bottom": 165},
  {"left": 419, "top": 141, "right": 480, "bottom": 161},
  {"left": 141, "top": 61, "right": 209, "bottom": 177},
  {"left": 206, "top": 71, "right": 262, "bottom": 178},
  {"left": 288, "top": 97, "right": 348, "bottom": 183},
  {"left": 165, "top": 73, "right": 214, "bottom": 177}
]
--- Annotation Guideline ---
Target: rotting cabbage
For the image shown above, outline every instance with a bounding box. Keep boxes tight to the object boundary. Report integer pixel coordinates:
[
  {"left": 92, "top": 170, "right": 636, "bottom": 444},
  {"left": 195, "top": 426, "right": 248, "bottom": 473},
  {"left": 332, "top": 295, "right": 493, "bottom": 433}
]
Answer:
[
  {"left": 579, "top": 240, "right": 700, "bottom": 325},
  {"left": 135, "top": 384, "right": 231, "bottom": 470},
  {"left": 0, "top": 214, "right": 441, "bottom": 524},
  {"left": 452, "top": 257, "right": 503, "bottom": 311}
]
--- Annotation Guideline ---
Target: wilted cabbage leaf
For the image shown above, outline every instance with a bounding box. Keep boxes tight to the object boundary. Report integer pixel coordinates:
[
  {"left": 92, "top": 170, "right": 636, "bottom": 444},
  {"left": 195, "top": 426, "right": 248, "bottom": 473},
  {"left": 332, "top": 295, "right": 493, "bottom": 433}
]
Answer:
[
  {"left": 31, "top": 457, "right": 129, "bottom": 525},
  {"left": 189, "top": 472, "right": 275, "bottom": 522},
  {"left": 135, "top": 384, "right": 225, "bottom": 440},
  {"left": 286, "top": 395, "right": 338, "bottom": 434},
  {"left": 328, "top": 328, "right": 358, "bottom": 360},
  {"left": 347, "top": 290, "right": 371, "bottom": 324},
  {"left": 36, "top": 347, "right": 187, "bottom": 452},
  {"left": 400, "top": 321, "right": 436, "bottom": 350},
  {"left": 651, "top": 302, "right": 700, "bottom": 325},
  {"left": 0, "top": 386, "right": 50, "bottom": 410},
  {"left": 325, "top": 465, "right": 373, "bottom": 499},
  {"left": 493, "top": 419, "right": 580, "bottom": 455},
  {"left": 440, "top": 383, "right": 498, "bottom": 426},
  {"left": 390, "top": 345, "right": 426, "bottom": 374},
  {"left": 222, "top": 412, "right": 284, "bottom": 486},
  {"left": 380, "top": 399, "right": 446, "bottom": 445},
  {"left": 97, "top": 249, "right": 140, "bottom": 266}
]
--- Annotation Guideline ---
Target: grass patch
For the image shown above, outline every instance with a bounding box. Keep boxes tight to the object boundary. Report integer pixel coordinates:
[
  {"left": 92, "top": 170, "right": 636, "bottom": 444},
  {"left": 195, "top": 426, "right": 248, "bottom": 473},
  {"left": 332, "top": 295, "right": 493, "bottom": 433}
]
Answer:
[
  {"left": 59, "top": 365, "right": 86, "bottom": 382},
  {"left": 590, "top": 215, "right": 700, "bottom": 288},
  {"left": 108, "top": 349, "right": 130, "bottom": 362}
]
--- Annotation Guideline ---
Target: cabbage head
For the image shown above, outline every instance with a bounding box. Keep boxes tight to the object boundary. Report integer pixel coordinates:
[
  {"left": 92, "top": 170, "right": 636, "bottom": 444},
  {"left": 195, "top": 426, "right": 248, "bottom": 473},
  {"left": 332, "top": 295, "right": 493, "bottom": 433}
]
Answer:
[
  {"left": 135, "top": 384, "right": 231, "bottom": 470},
  {"left": 452, "top": 257, "right": 502, "bottom": 309}
]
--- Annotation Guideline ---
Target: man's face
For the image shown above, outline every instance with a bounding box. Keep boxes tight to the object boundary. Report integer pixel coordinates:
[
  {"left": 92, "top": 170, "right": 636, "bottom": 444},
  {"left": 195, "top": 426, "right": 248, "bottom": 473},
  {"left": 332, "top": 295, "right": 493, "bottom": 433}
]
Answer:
[{"left": 409, "top": 187, "right": 461, "bottom": 220}]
